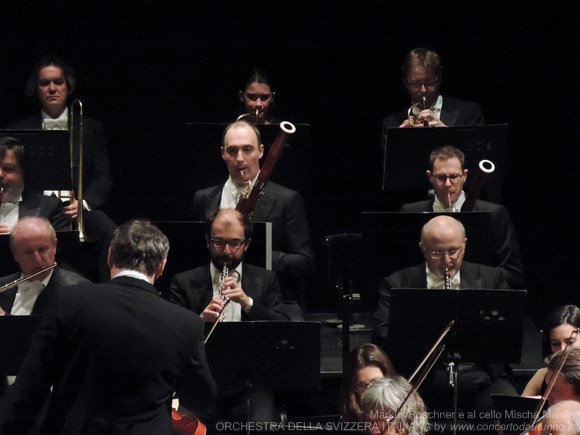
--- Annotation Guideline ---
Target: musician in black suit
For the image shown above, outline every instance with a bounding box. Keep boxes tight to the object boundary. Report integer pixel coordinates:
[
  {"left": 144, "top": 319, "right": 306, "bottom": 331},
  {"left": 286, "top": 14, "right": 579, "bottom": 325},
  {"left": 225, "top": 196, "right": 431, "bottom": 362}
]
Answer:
[
  {"left": 7, "top": 56, "right": 113, "bottom": 213},
  {"left": 1, "top": 137, "right": 68, "bottom": 233},
  {"left": 381, "top": 48, "right": 483, "bottom": 141},
  {"left": 192, "top": 120, "right": 314, "bottom": 302},
  {"left": 0, "top": 217, "right": 89, "bottom": 316},
  {"left": 0, "top": 219, "right": 217, "bottom": 435},
  {"left": 170, "top": 209, "right": 302, "bottom": 427},
  {"left": 372, "top": 215, "right": 516, "bottom": 418},
  {"left": 400, "top": 145, "right": 524, "bottom": 289}
]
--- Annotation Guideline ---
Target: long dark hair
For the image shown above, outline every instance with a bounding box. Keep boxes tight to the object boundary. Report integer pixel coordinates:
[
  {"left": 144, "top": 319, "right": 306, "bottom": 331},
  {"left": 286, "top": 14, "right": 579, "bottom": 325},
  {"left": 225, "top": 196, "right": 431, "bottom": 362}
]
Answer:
[{"left": 543, "top": 305, "right": 580, "bottom": 358}]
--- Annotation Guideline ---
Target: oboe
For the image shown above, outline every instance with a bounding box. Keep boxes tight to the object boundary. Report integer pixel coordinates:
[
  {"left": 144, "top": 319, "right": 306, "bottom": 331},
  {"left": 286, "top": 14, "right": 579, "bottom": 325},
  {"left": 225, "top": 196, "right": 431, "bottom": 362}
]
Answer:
[
  {"left": 444, "top": 267, "right": 452, "bottom": 290},
  {"left": 205, "top": 263, "right": 232, "bottom": 344}
]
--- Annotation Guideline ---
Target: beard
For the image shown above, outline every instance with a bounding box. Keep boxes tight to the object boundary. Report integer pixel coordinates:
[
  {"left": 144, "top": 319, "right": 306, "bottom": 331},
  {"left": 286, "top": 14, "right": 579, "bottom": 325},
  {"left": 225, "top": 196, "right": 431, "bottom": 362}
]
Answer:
[{"left": 210, "top": 253, "right": 242, "bottom": 272}]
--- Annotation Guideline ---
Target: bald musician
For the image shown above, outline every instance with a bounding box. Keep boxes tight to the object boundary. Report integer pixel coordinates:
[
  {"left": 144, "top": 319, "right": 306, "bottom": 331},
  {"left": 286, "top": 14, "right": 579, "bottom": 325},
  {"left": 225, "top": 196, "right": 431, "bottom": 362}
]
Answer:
[
  {"left": 372, "top": 215, "right": 516, "bottom": 418},
  {"left": 400, "top": 145, "right": 524, "bottom": 289},
  {"left": 191, "top": 120, "right": 314, "bottom": 302}
]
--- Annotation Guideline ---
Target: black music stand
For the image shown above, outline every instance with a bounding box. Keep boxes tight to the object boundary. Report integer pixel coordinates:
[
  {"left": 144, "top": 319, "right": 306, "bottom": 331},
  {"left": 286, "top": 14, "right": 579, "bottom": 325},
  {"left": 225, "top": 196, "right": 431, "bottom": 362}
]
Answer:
[
  {"left": 0, "top": 315, "right": 43, "bottom": 375},
  {"left": 0, "top": 129, "right": 70, "bottom": 192},
  {"left": 386, "top": 288, "right": 526, "bottom": 435},
  {"left": 361, "top": 211, "right": 494, "bottom": 300},
  {"left": 382, "top": 124, "right": 508, "bottom": 203},
  {"left": 205, "top": 321, "right": 320, "bottom": 392},
  {"left": 492, "top": 394, "right": 542, "bottom": 435}
]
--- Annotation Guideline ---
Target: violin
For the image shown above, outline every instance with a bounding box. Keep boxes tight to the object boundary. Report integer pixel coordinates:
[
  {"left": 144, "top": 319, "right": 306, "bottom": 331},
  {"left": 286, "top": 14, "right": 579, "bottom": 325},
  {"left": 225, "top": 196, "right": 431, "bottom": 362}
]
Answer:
[{"left": 171, "top": 399, "right": 206, "bottom": 435}]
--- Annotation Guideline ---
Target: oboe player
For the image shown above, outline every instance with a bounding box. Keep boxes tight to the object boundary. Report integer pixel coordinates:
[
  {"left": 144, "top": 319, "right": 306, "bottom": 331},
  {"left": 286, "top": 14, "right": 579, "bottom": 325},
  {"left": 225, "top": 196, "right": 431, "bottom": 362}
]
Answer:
[
  {"left": 169, "top": 208, "right": 302, "bottom": 428},
  {"left": 400, "top": 145, "right": 525, "bottom": 289},
  {"left": 191, "top": 120, "right": 314, "bottom": 303}
]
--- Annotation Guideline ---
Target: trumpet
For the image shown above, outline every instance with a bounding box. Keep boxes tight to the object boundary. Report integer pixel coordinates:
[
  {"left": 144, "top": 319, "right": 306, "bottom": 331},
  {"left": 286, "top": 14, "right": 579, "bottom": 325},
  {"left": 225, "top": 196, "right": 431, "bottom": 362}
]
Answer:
[
  {"left": 408, "top": 96, "right": 433, "bottom": 127},
  {"left": 0, "top": 263, "right": 57, "bottom": 294},
  {"left": 69, "top": 99, "right": 86, "bottom": 242},
  {"left": 236, "top": 108, "right": 260, "bottom": 124}
]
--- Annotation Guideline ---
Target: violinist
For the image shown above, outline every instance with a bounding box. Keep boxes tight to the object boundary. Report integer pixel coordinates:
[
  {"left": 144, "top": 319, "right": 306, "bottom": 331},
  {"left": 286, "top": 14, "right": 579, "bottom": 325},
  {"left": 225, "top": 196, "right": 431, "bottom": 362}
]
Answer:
[
  {"left": 541, "top": 400, "right": 580, "bottom": 435},
  {"left": 523, "top": 305, "right": 580, "bottom": 398},
  {"left": 341, "top": 343, "right": 397, "bottom": 422},
  {"left": 191, "top": 121, "right": 314, "bottom": 302},
  {"left": 362, "top": 376, "right": 429, "bottom": 435}
]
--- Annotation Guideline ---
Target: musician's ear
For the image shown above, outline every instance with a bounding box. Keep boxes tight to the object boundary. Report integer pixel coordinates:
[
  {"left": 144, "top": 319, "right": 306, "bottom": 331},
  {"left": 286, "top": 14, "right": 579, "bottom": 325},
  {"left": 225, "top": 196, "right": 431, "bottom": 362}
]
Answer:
[
  {"left": 205, "top": 235, "right": 210, "bottom": 249},
  {"left": 463, "top": 168, "right": 468, "bottom": 181},
  {"left": 426, "top": 170, "right": 434, "bottom": 185},
  {"left": 238, "top": 90, "right": 244, "bottom": 102},
  {"left": 154, "top": 258, "right": 167, "bottom": 281},
  {"left": 258, "top": 144, "right": 264, "bottom": 159},
  {"left": 419, "top": 241, "right": 426, "bottom": 256},
  {"left": 243, "top": 238, "right": 252, "bottom": 252},
  {"left": 271, "top": 91, "right": 276, "bottom": 102}
]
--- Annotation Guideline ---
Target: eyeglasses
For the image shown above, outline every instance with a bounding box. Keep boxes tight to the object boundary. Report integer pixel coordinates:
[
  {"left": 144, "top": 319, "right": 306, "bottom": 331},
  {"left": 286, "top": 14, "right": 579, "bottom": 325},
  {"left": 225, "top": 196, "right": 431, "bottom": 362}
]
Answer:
[
  {"left": 430, "top": 248, "right": 461, "bottom": 259},
  {"left": 210, "top": 238, "right": 246, "bottom": 250},
  {"left": 432, "top": 173, "right": 463, "bottom": 184},
  {"left": 243, "top": 93, "right": 272, "bottom": 102},
  {"left": 354, "top": 381, "right": 372, "bottom": 394},
  {"left": 405, "top": 77, "right": 439, "bottom": 88}
]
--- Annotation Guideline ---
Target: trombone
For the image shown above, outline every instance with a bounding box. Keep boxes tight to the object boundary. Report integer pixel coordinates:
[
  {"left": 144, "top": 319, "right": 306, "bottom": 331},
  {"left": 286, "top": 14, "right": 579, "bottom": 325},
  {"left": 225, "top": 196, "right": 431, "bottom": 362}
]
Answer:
[{"left": 69, "top": 99, "right": 85, "bottom": 242}]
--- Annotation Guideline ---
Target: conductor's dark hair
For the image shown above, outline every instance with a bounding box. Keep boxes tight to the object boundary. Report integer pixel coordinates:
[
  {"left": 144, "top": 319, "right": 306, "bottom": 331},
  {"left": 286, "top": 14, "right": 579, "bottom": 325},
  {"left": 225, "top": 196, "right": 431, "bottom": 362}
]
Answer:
[
  {"left": 0, "top": 136, "right": 28, "bottom": 179},
  {"left": 205, "top": 209, "right": 254, "bottom": 241},
  {"left": 109, "top": 220, "right": 169, "bottom": 276},
  {"left": 543, "top": 305, "right": 580, "bottom": 358},
  {"left": 25, "top": 56, "right": 76, "bottom": 98}
]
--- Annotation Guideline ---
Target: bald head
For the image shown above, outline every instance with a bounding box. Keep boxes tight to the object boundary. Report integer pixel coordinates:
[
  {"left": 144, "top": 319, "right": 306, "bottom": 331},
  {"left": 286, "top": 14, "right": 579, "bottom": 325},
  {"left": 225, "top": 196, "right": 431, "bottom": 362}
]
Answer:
[
  {"left": 10, "top": 217, "right": 57, "bottom": 279},
  {"left": 419, "top": 215, "right": 467, "bottom": 279},
  {"left": 543, "top": 400, "right": 580, "bottom": 435}
]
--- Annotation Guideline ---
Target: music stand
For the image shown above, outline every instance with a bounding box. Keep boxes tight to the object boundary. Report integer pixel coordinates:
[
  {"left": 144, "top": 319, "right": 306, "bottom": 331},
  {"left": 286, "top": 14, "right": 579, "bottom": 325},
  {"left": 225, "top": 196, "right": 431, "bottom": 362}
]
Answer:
[
  {"left": 0, "top": 129, "right": 70, "bottom": 192},
  {"left": 382, "top": 124, "right": 508, "bottom": 203},
  {"left": 0, "top": 315, "right": 43, "bottom": 375},
  {"left": 204, "top": 321, "right": 320, "bottom": 392},
  {"left": 492, "top": 394, "right": 542, "bottom": 435},
  {"left": 386, "top": 288, "right": 526, "bottom": 435}
]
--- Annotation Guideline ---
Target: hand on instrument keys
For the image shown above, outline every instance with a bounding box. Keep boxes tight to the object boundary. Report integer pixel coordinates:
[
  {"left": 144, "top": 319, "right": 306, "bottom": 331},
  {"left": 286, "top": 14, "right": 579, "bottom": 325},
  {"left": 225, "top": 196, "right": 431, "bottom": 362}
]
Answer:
[
  {"left": 220, "top": 276, "right": 251, "bottom": 309},
  {"left": 201, "top": 296, "right": 226, "bottom": 322}
]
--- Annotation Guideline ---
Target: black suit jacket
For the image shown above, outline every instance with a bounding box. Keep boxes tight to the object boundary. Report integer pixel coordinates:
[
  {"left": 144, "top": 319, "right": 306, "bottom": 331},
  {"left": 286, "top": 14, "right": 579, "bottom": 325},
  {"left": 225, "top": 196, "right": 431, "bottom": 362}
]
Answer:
[
  {"left": 400, "top": 199, "right": 525, "bottom": 289},
  {"left": 371, "top": 261, "right": 509, "bottom": 346},
  {"left": 7, "top": 115, "right": 113, "bottom": 209},
  {"left": 192, "top": 182, "right": 315, "bottom": 279},
  {"left": 19, "top": 190, "right": 68, "bottom": 231},
  {"left": 169, "top": 262, "right": 304, "bottom": 321},
  {"left": 0, "top": 266, "right": 89, "bottom": 315},
  {"left": 382, "top": 95, "right": 484, "bottom": 130},
  {"left": 0, "top": 276, "right": 217, "bottom": 435}
]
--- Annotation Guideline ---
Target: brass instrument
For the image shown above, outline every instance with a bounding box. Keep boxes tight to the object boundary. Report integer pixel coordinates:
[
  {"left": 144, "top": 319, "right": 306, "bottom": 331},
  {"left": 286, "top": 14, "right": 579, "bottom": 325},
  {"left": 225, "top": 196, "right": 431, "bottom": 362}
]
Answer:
[
  {"left": 236, "top": 121, "right": 296, "bottom": 217},
  {"left": 408, "top": 96, "right": 433, "bottom": 127},
  {"left": 444, "top": 267, "right": 452, "bottom": 290},
  {"left": 69, "top": 99, "right": 86, "bottom": 242},
  {"left": 236, "top": 108, "right": 260, "bottom": 124},
  {"left": 462, "top": 159, "right": 495, "bottom": 212},
  {"left": 0, "top": 263, "right": 57, "bottom": 294}
]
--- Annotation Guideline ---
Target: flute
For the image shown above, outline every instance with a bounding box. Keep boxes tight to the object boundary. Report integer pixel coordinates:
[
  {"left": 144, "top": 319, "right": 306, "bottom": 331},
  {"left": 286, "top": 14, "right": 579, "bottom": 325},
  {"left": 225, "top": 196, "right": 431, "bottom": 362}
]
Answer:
[{"left": 0, "top": 263, "right": 57, "bottom": 294}]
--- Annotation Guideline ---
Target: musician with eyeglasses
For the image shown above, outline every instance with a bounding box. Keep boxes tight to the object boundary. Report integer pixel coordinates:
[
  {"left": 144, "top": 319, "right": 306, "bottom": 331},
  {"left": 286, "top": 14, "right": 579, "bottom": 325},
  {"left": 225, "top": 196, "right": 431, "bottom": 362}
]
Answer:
[
  {"left": 191, "top": 120, "right": 315, "bottom": 303},
  {"left": 381, "top": 48, "right": 484, "bottom": 140},
  {"left": 169, "top": 208, "right": 302, "bottom": 428},
  {"left": 401, "top": 145, "right": 525, "bottom": 289},
  {"left": 371, "top": 215, "right": 516, "bottom": 419}
]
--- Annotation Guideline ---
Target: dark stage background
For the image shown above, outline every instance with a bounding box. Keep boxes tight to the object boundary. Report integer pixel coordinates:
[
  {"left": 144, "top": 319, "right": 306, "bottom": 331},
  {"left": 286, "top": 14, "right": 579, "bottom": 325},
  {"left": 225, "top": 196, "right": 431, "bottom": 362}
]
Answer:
[{"left": 1, "top": 2, "right": 578, "bottom": 320}]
